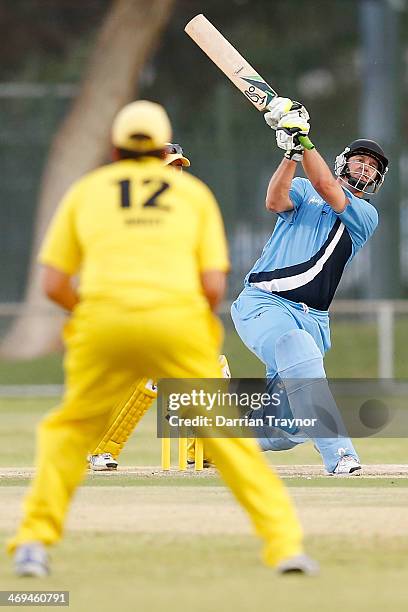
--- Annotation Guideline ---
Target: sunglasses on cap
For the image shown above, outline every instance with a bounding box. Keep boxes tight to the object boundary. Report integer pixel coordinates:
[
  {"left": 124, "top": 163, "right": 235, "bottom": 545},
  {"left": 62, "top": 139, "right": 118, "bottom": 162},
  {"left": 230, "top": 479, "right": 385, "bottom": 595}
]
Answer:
[{"left": 165, "top": 143, "right": 184, "bottom": 155}]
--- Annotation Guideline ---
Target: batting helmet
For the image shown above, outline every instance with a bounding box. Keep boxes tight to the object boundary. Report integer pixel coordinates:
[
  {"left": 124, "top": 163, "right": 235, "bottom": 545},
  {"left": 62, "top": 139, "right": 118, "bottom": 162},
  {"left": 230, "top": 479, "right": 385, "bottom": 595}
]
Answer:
[{"left": 334, "top": 139, "right": 389, "bottom": 194}]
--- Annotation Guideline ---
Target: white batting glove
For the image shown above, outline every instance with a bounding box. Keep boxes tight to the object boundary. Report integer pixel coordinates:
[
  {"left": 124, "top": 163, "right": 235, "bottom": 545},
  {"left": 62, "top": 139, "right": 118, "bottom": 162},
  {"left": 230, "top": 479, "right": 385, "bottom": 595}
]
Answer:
[
  {"left": 278, "top": 110, "right": 311, "bottom": 135},
  {"left": 264, "top": 97, "right": 294, "bottom": 130},
  {"left": 286, "top": 101, "right": 310, "bottom": 123},
  {"left": 276, "top": 113, "right": 311, "bottom": 151},
  {"left": 284, "top": 146, "right": 304, "bottom": 162},
  {"left": 265, "top": 99, "right": 309, "bottom": 131},
  {"left": 276, "top": 130, "right": 304, "bottom": 154}
]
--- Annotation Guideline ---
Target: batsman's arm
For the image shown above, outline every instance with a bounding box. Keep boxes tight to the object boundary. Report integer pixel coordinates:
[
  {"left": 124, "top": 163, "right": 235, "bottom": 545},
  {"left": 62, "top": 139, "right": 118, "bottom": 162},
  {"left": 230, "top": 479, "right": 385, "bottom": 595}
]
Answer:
[
  {"left": 301, "top": 148, "right": 347, "bottom": 213},
  {"left": 265, "top": 157, "right": 297, "bottom": 213},
  {"left": 42, "top": 265, "right": 79, "bottom": 312}
]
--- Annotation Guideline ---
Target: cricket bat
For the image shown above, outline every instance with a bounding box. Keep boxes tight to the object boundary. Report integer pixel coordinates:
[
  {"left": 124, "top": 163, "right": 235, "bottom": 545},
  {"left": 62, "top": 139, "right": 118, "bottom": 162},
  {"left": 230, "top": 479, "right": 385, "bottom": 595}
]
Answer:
[{"left": 185, "top": 14, "right": 278, "bottom": 112}]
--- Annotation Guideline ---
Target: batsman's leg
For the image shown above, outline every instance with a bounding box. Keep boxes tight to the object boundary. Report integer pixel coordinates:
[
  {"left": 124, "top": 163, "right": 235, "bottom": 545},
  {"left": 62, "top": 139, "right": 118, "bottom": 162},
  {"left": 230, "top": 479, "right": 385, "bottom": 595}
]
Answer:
[
  {"left": 232, "top": 299, "right": 359, "bottom": 474},
  {"left": 274, "top": 329, "right": 360, "bottom": 473}
]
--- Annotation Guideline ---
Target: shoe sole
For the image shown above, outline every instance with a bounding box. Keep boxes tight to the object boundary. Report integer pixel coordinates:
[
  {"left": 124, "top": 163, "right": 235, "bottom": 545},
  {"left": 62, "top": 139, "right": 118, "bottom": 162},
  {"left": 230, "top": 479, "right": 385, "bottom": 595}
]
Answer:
[
  {"left": 330, "top": 466, "right": 362, "bottom": 476},
  {"left": 90, "top": 464, "right": 118, "bottom": 471},
  {"left": 15, "top": 563, "right": 49, "bottom": 577},
  {"left": 276, "top": 555, "right": 319, "bottom": 576}
]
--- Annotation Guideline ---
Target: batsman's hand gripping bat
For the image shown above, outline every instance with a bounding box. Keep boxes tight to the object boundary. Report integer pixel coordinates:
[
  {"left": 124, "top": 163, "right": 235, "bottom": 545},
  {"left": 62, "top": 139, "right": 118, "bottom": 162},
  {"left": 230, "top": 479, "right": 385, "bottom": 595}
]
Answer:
[{"left": 185, "top": 13, "right": 278, "bottom": 112}]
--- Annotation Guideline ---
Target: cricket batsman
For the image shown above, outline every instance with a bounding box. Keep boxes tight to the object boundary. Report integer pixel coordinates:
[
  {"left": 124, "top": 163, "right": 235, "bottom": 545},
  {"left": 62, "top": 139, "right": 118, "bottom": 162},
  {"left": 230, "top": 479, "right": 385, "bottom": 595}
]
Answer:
[
  {"left": 231, "top": 97, "right": 388, "bottom": 475},
  {"left": 9, "top": 100, "right": 317, "bottom": 576}
]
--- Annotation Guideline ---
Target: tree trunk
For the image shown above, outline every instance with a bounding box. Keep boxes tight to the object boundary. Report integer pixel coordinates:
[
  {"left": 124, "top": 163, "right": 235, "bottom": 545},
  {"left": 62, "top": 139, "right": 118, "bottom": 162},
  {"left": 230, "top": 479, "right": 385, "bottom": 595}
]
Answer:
[{"left": 1, "top": 0, "right": 175, "bottom": 359}]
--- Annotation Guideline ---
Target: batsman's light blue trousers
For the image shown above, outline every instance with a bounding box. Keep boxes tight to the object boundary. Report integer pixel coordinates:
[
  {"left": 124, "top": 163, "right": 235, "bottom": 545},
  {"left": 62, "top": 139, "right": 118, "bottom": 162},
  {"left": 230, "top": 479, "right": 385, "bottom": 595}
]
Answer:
[{"left": 231, "top": 286, "right": 359, "bottom": 473}]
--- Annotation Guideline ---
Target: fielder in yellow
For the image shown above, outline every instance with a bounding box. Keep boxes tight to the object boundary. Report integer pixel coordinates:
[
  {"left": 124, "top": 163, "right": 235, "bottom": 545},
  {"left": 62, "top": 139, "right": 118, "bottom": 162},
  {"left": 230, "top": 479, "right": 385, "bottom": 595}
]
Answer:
[
  {"left": 8, "top": 100, "right": 317, "bottom": 577},
  {"left": 88, "top": 142, "right": 218, "bottom": 472}
]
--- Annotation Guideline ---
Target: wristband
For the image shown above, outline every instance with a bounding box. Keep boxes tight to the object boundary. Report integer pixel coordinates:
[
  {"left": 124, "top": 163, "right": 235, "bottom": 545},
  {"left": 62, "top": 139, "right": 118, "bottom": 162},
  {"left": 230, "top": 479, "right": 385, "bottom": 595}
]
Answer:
[{"left": 298, "top": 135, "right": 315, "bottom": 150}]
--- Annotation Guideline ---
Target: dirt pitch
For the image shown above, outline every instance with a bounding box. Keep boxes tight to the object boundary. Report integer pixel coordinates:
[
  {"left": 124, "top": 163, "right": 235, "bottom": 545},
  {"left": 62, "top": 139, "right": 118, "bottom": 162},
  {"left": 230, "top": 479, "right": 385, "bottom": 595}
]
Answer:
[
  {"left": 2, "top": 463, "right": 408, "bottom": 540},
  {"left": 2, "top": 483, "right": 408, "bottom": 539},
  {"left": 1, "top": 463, "right": 407, "bottom": 479}
]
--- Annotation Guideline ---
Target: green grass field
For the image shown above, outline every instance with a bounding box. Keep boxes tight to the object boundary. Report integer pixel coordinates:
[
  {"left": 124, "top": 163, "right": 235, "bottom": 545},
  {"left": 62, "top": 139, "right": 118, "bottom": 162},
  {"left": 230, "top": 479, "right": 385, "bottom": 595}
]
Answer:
[
  {"left": 1, "top": 321, "right": 408, "bottom": 611},
  {"left": 1, "top": 396, "right": 408, "bottom": 612},
  {"left": 1, "top": 319, "right": 408, "bottom": 383}
]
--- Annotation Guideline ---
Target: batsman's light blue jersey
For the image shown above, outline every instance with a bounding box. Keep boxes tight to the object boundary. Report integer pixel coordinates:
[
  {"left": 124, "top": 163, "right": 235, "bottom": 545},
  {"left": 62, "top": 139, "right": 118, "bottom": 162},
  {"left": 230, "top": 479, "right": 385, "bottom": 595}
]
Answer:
[
  {"left": 245, "top": 177, "right": 378, "bottom": 311},
  {"left": 233, "top": 176, "right": 375, "bottom": 471}
]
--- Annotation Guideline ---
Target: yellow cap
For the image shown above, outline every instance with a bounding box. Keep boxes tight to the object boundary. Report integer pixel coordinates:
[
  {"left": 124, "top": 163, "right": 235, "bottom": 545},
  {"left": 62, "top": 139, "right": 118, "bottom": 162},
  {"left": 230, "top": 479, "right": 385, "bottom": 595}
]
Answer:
[
  {"left": 112, "top": 100, "right": 172, "bottom": 152},
  {"left": 165, "top": 153, "right": 191, "bottom": 167},
  {"left": 164, "top": 143, "right": 191, "bottom": 167}
]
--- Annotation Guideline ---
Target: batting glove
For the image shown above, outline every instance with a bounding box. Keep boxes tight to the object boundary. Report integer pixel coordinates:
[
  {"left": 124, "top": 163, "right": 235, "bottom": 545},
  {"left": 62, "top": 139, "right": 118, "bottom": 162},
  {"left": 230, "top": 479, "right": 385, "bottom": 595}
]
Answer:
[
  {"left": 264, "top": 97, "right": 294, "bottom": 130},
  {"left": 284, "top": 146, "right": 304, "bottom": 162},
  {"left": 276, "top": 123, "right": 309, "bottom": 152},
  {"left": 276, "top": 112, "right": 315, "bottom": 150},
  {"left": 265, "top": 99, "right": 309, "bottom": 130}
]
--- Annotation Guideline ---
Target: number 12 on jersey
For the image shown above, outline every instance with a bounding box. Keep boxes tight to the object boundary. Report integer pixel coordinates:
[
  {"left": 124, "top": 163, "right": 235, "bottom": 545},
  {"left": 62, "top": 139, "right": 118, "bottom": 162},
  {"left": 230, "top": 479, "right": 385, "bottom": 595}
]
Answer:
[{"left": 117, "top": 179, "right": 170, "bottom": 210}]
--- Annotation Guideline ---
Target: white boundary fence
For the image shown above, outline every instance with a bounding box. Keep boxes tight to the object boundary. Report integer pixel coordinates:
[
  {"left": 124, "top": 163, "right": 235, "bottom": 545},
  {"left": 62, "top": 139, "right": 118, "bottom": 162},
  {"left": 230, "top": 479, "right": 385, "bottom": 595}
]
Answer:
[
  {"left": 0, "top": 300, "right": 407, "bottom": 380},
  {"left": 328, "top": 300, "right": 402, "bottom": 379}
]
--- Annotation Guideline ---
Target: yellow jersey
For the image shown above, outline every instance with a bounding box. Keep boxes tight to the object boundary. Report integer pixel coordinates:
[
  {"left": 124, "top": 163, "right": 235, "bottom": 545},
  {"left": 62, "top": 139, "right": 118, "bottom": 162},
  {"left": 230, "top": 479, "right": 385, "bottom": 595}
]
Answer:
[{"left": 39, "top": 158, "right": 230, "bottom": 309}]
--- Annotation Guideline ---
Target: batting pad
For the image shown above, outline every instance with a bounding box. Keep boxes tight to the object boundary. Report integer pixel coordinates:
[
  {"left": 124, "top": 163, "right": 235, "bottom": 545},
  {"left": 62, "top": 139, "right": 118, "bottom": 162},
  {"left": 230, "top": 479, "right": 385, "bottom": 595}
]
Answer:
[{"left": 92, "top": 378, "right": 157, "bottom": 458}]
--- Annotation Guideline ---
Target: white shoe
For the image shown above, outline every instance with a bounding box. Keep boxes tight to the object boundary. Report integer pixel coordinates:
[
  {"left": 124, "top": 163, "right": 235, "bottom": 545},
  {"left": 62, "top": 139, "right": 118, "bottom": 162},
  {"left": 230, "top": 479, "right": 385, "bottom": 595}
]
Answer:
[
  {"left": 276, "top": 554, "right": 319, "bottom": 576},
  {"left": 88, "top": 453, "right": 118, "bottom": 471},
  {"left": 14, "top": 543, "right": 49, "bottom": 577},
  {"left": 333, "top": 449, "right": 361, "bottom": 475}
]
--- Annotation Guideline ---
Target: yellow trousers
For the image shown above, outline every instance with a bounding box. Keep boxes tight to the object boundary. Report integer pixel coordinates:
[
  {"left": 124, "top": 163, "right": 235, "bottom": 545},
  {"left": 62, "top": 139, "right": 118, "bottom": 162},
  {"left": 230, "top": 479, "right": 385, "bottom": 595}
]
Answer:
[{"left": 8, "top": 301, "right": 303, "bottom": 567}]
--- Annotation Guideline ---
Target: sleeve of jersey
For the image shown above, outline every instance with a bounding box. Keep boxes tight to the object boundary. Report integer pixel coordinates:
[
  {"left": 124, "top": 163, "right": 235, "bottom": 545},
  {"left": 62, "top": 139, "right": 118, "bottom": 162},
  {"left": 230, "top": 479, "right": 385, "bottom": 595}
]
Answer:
[
  {"left": 38, "top": 183, "right": 82, "bottom": 275},
  {"left": 277, "top": 177, "right": 307, "bottom": 222},
  {"left": 336, "top": 188, "right": 379, "bottom": 249},
  {"left": 197, "top": 186, "right": 230, "bottom": 273}
]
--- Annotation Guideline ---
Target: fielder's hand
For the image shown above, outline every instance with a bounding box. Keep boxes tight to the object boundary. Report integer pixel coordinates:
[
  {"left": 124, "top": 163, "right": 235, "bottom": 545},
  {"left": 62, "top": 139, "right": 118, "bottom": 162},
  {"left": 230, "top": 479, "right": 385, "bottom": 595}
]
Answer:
[{"left": 264, "top": 98, "right": 309, "bottom": 130}]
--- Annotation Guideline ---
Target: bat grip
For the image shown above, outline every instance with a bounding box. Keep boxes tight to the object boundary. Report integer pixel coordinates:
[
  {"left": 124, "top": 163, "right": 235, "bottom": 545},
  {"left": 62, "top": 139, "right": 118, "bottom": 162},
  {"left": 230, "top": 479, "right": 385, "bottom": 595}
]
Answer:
[{"left": 298, "top": 135, "right": 315, "bottom": 150}]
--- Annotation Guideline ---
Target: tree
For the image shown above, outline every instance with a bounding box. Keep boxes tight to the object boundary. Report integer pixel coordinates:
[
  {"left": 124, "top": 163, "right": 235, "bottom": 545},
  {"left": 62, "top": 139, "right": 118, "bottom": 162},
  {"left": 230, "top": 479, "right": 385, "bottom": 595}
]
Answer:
[{"left": 1, "top": 0, "right": 176, "bottom": 358}]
